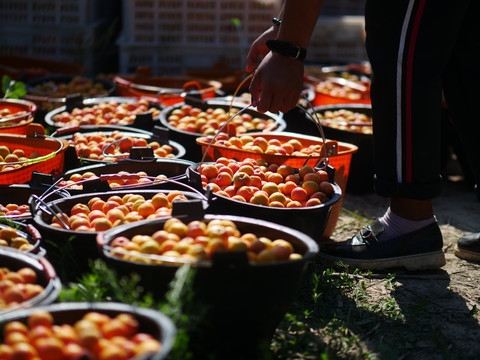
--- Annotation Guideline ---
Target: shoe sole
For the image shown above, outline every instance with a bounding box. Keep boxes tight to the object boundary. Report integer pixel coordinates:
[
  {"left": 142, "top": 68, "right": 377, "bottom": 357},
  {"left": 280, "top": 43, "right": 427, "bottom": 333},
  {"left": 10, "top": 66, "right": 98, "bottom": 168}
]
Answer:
[
  {"left": 454, "top": 246, "right": 480, "bottom": 262},
  {"left": 318, "top": 250, "right": 446, "bottom": 271}
]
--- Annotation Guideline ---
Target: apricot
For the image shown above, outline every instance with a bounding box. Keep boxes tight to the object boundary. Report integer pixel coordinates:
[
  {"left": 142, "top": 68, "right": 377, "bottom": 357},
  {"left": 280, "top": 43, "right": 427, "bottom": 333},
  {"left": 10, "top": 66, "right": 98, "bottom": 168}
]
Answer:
[
  {"left": 28, "top": 310, "right": 54, "bottom": 329},
  {"left": 299, "top": 165, "right": 315, "bottom": 179},
  {"left": 302, "top": 181, "right": 320, "bottom": 197},
  {"left": 318, "top": 181, "right": 334, "bottom": 196},
  {"left": 17, "top": 268, "right": 37, "bottom": 284},
  {"left": 291, "top": 187, "right": 308, "bottom": 202}
]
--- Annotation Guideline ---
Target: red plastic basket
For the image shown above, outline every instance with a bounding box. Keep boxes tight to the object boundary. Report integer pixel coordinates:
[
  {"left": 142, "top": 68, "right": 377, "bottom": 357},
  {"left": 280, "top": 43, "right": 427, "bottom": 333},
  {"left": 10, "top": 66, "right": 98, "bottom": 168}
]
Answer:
[
  {"left": 114, "top": 75, "right": 222, "bottom": 106},
  {"left": 0, "top": 124, "right": 69, "bottom": 185},
  {"left": 196, "top": 131, "right": 357, "bottom": 240},
  {"left": 0, "top": 99, "right": 37, "bottom": 135}
]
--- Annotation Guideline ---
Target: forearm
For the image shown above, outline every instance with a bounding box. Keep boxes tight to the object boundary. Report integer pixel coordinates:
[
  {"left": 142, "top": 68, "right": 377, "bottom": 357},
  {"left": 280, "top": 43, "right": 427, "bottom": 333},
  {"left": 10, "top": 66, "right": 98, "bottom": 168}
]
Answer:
[{"left": 277, "top": 0, "right": 324, "bottom": 48}]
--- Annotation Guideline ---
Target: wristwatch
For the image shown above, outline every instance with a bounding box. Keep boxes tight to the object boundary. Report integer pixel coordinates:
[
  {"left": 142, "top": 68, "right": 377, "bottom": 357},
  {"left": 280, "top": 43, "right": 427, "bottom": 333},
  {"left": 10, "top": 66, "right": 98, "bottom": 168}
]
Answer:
[{"left": 265, "top": 39, "right": 307, "bottom": 61}]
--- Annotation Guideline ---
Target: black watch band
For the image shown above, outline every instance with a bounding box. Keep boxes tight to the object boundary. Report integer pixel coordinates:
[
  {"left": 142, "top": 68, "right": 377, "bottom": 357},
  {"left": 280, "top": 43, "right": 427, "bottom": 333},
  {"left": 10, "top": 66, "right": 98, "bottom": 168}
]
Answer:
[{"left": 265, "top": 39, "right": 307, "bottom": 61}]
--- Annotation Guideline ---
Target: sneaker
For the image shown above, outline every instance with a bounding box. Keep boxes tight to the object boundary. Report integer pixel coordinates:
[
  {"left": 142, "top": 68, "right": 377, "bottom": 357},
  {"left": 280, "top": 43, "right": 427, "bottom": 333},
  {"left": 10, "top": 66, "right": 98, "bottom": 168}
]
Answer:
[
  {"left": 454, "top": 232, "right": 480, "bottom": 262},
  {"left": 318, "top": 219, "right": 446, "bottom": 271}
]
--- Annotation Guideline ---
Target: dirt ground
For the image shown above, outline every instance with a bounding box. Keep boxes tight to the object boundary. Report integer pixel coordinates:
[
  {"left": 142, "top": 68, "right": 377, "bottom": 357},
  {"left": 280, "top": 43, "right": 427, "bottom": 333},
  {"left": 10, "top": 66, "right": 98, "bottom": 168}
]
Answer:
[{"left": 328, "top": 165, "right": 480, "bottom": 357}]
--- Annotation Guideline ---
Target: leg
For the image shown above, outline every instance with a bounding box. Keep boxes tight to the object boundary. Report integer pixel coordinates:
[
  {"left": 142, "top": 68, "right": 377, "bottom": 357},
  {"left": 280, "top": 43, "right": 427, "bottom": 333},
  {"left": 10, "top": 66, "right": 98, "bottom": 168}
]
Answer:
[{"left": 319, "top": 0, "right": 472, "bottom": 271}]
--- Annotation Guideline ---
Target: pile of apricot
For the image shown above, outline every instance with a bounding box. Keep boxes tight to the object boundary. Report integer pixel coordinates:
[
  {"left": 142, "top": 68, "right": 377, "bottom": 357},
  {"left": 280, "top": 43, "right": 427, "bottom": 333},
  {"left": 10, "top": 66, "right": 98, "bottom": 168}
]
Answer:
[
  {"left": 314, "top": 108, "right": 372, "bottom": 134},
  {"left": 57, "top": 171, "right": 169, "bottom": 190},
  {"left": 199, "top": 133, "right": 324, "bottom": 157},
  {"left": 315, "top": 78, "right": 368, "bottom": 101},
  {"left": 0, "top": 203, "right": 31, "bottom": 219},
  {"left": 0, "top": 226, "right": 34, "bottom": 252},
  {"left": 0, "top": 309, "right": 162, "bottom": 360},
  {"left": 49, "top": 191, "right": 190, "bottom": 232},
  {"left": 29, "top": 76, "right": 110, "bottom": 111},
  {"left": 108, "top": 217, "right": 302, "bottom": 264},
  {"left": 166, "top": 104, "right": 277, "bottom": 136},
  {"left": 70, "top": 131, "right": 175, "bottom": 162},
  {"left": 0, "top": 145, "right": 42, "bottom": 172},
  {"left": 0, "top": 267, "right": 44, "bottom": 310},
  {"left": 198, "top": 158, "right": 334, "bottom": 208},
  {"left": 51, "top": 99, "right": 161, "bottom": 127}
]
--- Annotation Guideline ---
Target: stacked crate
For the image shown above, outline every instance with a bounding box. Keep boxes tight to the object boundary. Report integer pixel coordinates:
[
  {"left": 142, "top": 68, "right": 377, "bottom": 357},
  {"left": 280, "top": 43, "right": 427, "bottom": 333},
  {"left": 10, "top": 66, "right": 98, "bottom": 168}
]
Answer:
[
  {"left": 0, "top": 0, "right": 119, "bottom": 75},
  {"left": 118, "top": 0, "right": 367, "bottom": 76},
  {"left": 118, "top": 0, "right": 282, "bottom": 75},
  {"left": 308, "top": 16, "right": 367, "bottom": 64}
]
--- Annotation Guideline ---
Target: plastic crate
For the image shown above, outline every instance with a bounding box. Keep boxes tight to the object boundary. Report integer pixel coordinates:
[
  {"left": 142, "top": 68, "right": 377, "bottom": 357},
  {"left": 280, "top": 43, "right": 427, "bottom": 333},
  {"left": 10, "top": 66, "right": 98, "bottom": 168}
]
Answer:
[
  {"left": 321, "top": 0, "right": 366, "bottom": 16},
  {"left": 121, "top": 0, "right": 282, "bottom": 45},
  {"left": 308, "top": 16, "right": 367, "bottom": 63},
  {"left": 118, "top": 42, "right": 250, "bottom": 76},
  {"left": 0, "top": 22, "right": 103, "bottom": 75},
  {"left": 0, "top": 0, "right": 104, "bottom": 25}
]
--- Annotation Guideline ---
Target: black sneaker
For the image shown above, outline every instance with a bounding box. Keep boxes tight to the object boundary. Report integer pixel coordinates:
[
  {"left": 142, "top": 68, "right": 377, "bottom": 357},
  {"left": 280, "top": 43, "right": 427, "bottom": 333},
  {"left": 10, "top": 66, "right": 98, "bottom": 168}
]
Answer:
[
  {"left": 319, "top": 219, "right": 446, "bottom": 271},
  {"left": 454, "top": 232, "right": 480, "bottom": 262}
]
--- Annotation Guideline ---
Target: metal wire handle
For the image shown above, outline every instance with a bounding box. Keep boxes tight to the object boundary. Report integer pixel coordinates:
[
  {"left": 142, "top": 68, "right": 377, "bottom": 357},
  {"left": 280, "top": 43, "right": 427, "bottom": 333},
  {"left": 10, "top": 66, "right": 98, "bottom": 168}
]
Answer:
[{"left": 0, "top": 132, "right": 66, "bottom": 166}]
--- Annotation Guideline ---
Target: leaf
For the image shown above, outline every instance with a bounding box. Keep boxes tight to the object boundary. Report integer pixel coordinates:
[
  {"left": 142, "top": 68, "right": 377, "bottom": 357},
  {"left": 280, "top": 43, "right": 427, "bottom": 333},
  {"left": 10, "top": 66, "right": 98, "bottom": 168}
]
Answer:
[
  {"left": 230, "top": 18, "right": 242, "bottom": 28},
  {"left": 2, "top": 75, "right": 27, "bottom": 99}
]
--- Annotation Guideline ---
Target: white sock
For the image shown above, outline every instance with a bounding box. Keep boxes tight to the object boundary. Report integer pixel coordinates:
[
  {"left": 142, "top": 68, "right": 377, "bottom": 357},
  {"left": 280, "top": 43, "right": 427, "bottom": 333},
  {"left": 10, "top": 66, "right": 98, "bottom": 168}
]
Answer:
[{"left": 378, "top": 208, "right": 436, "bottom": 241}]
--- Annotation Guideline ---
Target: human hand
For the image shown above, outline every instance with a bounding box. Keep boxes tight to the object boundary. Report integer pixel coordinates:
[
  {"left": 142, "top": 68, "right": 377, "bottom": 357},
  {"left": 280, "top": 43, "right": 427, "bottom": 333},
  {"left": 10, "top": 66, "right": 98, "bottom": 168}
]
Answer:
[
  {"left": 249, "top": 52, "right": 304, "bottom": 114},
  {"left": 246, "top": 26, "right": 278, "bottom": 73}
]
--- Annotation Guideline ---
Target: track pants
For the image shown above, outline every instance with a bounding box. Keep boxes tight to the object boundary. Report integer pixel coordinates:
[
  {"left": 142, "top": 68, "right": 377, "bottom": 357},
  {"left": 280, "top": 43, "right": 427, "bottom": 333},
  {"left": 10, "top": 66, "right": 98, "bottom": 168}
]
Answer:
[{"left": 365, "top": 0, "right": 480, "bottom": 200}]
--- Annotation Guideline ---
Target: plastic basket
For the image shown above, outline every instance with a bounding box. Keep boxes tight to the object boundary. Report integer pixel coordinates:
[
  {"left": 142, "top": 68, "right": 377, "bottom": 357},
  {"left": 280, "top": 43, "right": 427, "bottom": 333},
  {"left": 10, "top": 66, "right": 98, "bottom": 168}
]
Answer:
[
  {"left": 0, "top": 222, "right": 45, "bottom": 256},
  {"left": 44, "top": 96, "right": 163, "bottom": 131},
  {"left": 114, "top": 75, "right": 222, "bottom": 106},
  {"left": 52, "top": 126, "right": 187, "bottom": 165},
  {"left": 25, "top": 74, "right": 117, "bottom": 114},
  {"left": 0, "top": 302, "right": 176, "bottom": 360},
  {"left": 196, "top": 131, "right": 357, "bottom": 240},
  {"left": 159, "top": 99, "right": 286, "bottom": 162},
  {"left": 0, "top": 99, "right": 37, "bottom": 135},
  {"left": 0, "top": 248, "right": 61, "bottom": 317},
  {"left": 0, "top": 124, "right": 69, "bottom": 185},
  {"left": 60, "top": 157, "right": 194, "bottom": 194},
  {"left": 31, "top": 188, "right": 210, "bottom": 275},
  {"left": 309, "top": 104, "right": 374, "bottom": 193},
  {"left": 97, "top": 213, "right": 317, "bottom": 358}
]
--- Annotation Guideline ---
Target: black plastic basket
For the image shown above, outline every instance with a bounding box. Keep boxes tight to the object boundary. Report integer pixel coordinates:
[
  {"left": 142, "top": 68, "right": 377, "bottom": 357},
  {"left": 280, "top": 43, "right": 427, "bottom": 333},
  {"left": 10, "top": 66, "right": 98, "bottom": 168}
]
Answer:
[
  {"left": 0, "top": 248, "right": 61, "bottom": 316},
  {"left": 0, "top": 302, "right": 176, "bottom": 360},
  {"left": 97, "top": 213, "right": 318, "bottom": 359}
]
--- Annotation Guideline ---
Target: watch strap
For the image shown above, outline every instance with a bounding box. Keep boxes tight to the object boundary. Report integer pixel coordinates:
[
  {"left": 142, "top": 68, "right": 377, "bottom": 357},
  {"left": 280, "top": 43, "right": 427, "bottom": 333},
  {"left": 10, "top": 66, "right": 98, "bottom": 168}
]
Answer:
[{"left": 265, "top": 39, "right": 307, "bottom": 61}]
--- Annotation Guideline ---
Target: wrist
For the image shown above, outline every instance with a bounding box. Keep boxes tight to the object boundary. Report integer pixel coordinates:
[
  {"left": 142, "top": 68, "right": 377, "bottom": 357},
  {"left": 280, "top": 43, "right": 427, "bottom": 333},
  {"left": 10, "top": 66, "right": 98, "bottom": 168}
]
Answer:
[{"left": 265, "top": 39, "right": 307, "bottom": 61}]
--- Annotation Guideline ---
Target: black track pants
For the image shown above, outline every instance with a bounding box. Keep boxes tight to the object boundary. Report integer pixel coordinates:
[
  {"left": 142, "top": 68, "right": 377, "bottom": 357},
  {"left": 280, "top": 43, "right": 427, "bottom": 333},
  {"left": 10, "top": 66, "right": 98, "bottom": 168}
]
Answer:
[{"left": 365, "top": 0, "right": 480, "bottom": 200}]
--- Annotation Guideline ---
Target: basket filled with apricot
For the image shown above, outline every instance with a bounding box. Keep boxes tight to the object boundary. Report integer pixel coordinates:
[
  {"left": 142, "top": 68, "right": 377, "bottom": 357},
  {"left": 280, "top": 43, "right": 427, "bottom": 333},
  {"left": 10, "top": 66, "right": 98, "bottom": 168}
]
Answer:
[
  {"left": 158, "top": 99, "right": 286, "bottom": 162},
  {"left": 186, "top": 157, "right": 342, "bottom": 243},
  {"left": 0, "top": 222, "right": 45, "bottom": 256},
  {"left": 58, "top": 157, "right": 195, "bottom": 194},
  {"left": 96, "top": 213, "right": 318, "bottom": 358},
  {"left": 0, "top": 124, "right": 70, "bottom": 185},
  {"left": 26, "top": 74, "right": 116, "bottom": 113},
  {"left": 31, "top": 189, "right": 210, "bottom": 272},
  {"left": 308, "top": 104, "right": 374, "bottom": 193},
  {"left": 0, "top": 302, "right": 176, "bottom": 360},
  {"left": 0, "top": 99, "right": 36, "bottom": 135},
  {"left": 0, "top": 248, "right": 61, "bottom": 316},
  {"left": 44, "top": 96, "right": 162, "bottom": 131},
  {"left": 53, "top": 126, "right": 186, "bottom": 165}
]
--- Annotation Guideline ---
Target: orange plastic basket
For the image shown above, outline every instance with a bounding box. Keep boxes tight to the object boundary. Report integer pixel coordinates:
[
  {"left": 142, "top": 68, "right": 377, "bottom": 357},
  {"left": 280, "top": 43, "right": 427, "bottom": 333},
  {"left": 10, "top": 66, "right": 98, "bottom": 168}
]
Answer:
[
  {"left": 114, "top": 75, "right": 222, "bottom": 106},
  {"left": 0, "top": 99, "right": 37, "bottom": 135},
  {"left": 0, "top": 124, "right": 69, "bottom": 185},
  {"left": 196, "top": 131, "right": 358, "bottom": 240}
]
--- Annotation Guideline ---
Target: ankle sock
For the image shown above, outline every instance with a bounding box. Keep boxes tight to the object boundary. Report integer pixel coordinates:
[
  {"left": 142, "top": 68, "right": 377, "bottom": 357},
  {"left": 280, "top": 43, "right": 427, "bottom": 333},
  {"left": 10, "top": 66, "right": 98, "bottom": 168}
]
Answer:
[{"left": 378, "top": 208, "right": 436, "bottom": 241}]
